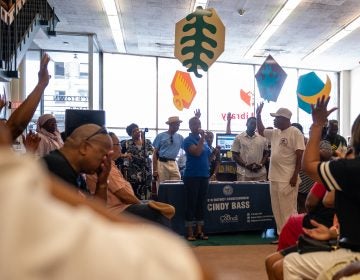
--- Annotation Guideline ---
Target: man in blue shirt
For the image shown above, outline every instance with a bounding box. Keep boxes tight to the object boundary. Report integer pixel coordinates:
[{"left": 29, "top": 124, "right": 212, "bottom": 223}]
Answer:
[{"left": 153, "top": 116, "right": 184, "bottom": 183}]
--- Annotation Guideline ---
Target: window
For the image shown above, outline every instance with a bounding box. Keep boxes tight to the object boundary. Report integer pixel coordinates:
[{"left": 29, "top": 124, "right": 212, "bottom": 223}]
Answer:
[
  {"left": 158, "top": 57, "right": 207, "bottom": 132},
  {"left": 79, "top": 63, "right": 88, "bottom": 78},
  {"left": 103, "top": 54, "right": 156, "bottom": 137},
  {"left": 54, "top": 62, "right": 65, "bottom": 78},
  {"left": 209, "top": 63, "right": 255, "bottom": 133}
]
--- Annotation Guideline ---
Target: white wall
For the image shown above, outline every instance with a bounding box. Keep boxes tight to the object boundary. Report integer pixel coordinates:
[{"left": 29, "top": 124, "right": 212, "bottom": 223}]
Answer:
[
  {"left": 350, "top": 66, "right": 360, "bottom": 137},
  {"left": 340, "top": 70, "right": 351, "bottom": 138}
]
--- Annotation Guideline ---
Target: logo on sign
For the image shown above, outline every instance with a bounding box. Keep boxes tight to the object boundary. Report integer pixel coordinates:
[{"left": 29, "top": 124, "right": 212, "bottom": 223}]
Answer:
[
  {"left": 220, "top": 214, "right": 239, "bottom": 223},
  {"left": 223, "top": 185, "right": 233, "bottom": 196}
]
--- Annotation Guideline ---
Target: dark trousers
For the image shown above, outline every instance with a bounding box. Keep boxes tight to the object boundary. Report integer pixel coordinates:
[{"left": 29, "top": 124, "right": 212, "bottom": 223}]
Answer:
[
  {"left": 183, "top": 176, "right": 209, "bottom": 226},
  {"left": 125, "top": 204, "right": 170, "bottom": 227}
]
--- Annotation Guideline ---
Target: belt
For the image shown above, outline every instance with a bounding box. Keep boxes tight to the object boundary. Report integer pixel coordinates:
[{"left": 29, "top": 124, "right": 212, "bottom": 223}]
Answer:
[{"left": 158, "top": 157, "right": 175, "bottom": 162}]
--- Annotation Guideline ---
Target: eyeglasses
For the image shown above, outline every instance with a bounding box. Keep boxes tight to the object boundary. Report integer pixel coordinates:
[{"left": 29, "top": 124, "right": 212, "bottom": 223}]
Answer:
[
  {"left": 85, "top": 127, "right": 108, "bottom": 141},
  {"left": 170, "top": 135, "right": 173, "bottom": 144}
]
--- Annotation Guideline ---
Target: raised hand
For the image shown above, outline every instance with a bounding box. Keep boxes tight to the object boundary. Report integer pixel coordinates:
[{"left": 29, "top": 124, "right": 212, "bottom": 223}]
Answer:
[
  {"left": 23, "top": 131, "right": 41, "bottom": 153},
  {"left": 97, "top": 152, "right": 113, "bottom": 185},
  {"left": 194, "top": 109, "right": 201, "bottom": 118},
  {"left": 0, "top": 90, "right": 6, "bottom": 114},
  {"left": 226, "top": 112, "right": 232, "bottom": 121},
  {"left": 38, "top": 53, "right": 51, "bottom": 88},
  {"left": 311, "top": 96, "right": 337, "bottom": 127},
  {"left": 256, "top": 102, "right": 264, "bottom": 116}
]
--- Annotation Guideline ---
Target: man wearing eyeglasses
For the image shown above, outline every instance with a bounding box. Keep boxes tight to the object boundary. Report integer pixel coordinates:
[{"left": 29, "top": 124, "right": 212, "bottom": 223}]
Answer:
[
  {"left": 42, "top": 124, "right": 113, "bottom": 199},
  {"left": 152, "top": 116, "right": 184, "bottom": 184}
]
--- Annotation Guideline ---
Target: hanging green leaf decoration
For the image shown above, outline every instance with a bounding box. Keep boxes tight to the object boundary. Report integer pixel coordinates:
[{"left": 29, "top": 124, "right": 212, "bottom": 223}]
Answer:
[
  {"left": 180, "top": 8, "right": 216, "bottom": 77},
  {"left": 174, "top": 7, "right": 225, "bottom": 78}
]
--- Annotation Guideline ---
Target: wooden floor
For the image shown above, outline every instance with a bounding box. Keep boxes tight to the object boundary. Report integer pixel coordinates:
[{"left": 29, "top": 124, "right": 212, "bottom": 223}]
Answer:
[{"left": 192, "top": 244, "right": 276, "bottom": 280}]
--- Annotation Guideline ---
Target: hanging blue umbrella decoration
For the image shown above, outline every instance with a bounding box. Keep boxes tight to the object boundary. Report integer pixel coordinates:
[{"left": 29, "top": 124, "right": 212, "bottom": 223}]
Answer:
[{"left": 255, "top": 55, "right": 287, "bottom": 102}]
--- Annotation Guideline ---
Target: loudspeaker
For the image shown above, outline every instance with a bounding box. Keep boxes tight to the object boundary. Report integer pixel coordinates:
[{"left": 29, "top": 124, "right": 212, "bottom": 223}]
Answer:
[{"left": 65, "top": 109, "right": 105, "bottom": 139}]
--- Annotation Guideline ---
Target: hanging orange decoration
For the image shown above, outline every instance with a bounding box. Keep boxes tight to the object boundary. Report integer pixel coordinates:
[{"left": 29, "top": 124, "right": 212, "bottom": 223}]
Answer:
[{"left": 171, "top": 70, "right": 196, "bottom": 111}]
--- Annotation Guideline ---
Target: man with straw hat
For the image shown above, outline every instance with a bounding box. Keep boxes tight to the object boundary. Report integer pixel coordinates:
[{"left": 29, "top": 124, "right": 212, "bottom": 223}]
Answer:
[{"left": 153, "top": 116, "right": 184, "bottom": 184}]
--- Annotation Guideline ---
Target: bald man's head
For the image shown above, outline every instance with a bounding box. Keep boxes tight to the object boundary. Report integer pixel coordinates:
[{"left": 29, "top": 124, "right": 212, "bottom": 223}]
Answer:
[{"left": 62, "top": 124, "right": 113, "bottom": 174}]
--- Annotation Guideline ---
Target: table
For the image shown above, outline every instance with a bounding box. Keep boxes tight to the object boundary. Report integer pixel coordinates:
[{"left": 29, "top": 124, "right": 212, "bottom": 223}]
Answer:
[{"left": 158, "top": 181, "right": 275, "bottom": 236}]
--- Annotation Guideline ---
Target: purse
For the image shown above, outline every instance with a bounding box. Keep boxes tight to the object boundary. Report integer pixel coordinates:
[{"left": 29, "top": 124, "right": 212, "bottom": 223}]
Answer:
[{"left": 297, "top": 234, "right": 337, "bottom": 254}]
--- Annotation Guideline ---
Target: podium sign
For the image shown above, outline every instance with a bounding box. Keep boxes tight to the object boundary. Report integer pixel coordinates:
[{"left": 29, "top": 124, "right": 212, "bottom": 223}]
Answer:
[{"left": 158, "top": 181, "right": 275, "bottom": 235}]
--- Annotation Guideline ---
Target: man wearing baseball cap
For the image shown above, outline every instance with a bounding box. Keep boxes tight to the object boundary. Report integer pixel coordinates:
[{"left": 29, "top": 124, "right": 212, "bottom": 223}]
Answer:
[
  {"left": 152, "top": 116, "right": 184, "bottom": 184},
  {"left": 256, "top": 104, "right": 305, "bottom": 243}
]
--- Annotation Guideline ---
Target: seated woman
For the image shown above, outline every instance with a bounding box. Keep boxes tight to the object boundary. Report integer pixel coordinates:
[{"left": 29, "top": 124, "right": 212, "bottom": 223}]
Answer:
[
  {"left": 265, "top": 140, "right": 335, "bottom": 280},
  {"left": 277, "top": 140, "right": 334, "bottom": 251},
  {"left": 87, "top": 132, "right": 174, "bottom": 226},
  {"left": 283, "top": 96, "right": 360, "bottom": 279},
  {"left": 34, "top": 114, "right": 63, "bottom": 157}
]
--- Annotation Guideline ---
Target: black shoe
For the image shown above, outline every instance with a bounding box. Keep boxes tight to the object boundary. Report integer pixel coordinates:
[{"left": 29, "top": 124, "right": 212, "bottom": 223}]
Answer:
[{"left": 270, "top": 239, "right": 279, "bottom": 245}]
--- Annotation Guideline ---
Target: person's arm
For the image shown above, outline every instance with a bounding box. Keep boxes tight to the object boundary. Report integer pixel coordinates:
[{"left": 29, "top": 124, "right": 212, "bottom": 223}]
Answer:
[
  {"left": 152, "top": 147, "right": 159, "bottom": 179},
  {"left": 302, "top": 96, "right": 337, "bottom": 182},
  {"left": 113, "top": 188, "right": 140, "bottom": 205},
  {"left": 303, "top": 219, "right": 338, "bottom": 241},
  {"left": 0, "top": 91, "right": 6, "bottom": 115},
  {"left": 232, "top": 151, "right": 246, "bottom": 168},
  {"left": 305, "top": 188, "right": 322, "bottom": 213},
  {"left": 6, "top": 54, "right": 50, "bottom": 141},
  {"left": 226, "top": 112, "right": 232, "bottom": 134},
  {"left": 22, "top": 131, "right": 41, "bottom": 153},
  {"left": 290, "top": 149, "right": 303, "bottom": 187},
  {"left": 256, "top": 103, "right": 265, "bottom": 136},
  {"left": 48, "top": 174, "right": 142, "bottom": 224},
  {"left": 187, "top": 130, "right": 206, "bottom": 156},
  {"left": 332, "top": 261, "right": 360, "bottom": 280},
  {"left": 93, "top": 152, "right": 113, "bottom": 202},
  {"left": 213, "top": 147, "right": 221, "bottom": 175},
  {"left": 322, "top": 190, "right": 335, "bottom": 208},
  {"left": 260, "top": 149, "right": 269, "bottom": 166}
]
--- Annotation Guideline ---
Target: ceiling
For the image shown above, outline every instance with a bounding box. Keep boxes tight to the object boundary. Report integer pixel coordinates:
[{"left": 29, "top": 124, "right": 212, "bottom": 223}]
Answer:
[{"left": 32, "top": 0, "right": 360, "bottom": 71}]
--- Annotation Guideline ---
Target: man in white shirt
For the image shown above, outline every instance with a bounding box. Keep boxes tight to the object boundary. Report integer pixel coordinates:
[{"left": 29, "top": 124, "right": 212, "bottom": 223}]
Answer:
[
  {"left": 256, "top": 104, "right": 305, "bottom": 239},
  {"left": 231, "top": 117, "right": 268, "bottom": 181}
]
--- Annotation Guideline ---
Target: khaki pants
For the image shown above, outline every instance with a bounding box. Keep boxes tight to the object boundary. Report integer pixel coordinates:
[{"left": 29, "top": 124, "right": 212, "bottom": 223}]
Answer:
[{"left": 157, "top": 161, "right": 181, "bottom": 183}]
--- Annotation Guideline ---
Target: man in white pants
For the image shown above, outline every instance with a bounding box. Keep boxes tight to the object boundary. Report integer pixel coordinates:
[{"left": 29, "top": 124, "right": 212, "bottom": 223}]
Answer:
[{"left": 256, "top": 104, "right": 305, "bottom": 242}]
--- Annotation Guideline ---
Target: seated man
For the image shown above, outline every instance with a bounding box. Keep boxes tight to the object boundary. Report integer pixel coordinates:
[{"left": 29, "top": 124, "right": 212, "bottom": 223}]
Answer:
[
  {"left": 42, "top": 123, "right": 112, "bottom": 199},
  {"left": 0, "top": 121, "right": 207, "bottom": 280},
  {"left": 87, "top": 132, "right": 175, "bottom": 226}
]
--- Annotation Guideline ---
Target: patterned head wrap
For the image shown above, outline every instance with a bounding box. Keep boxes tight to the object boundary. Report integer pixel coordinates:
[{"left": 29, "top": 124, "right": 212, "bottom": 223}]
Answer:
[{"left": 36, "top": 114, "right": 55, "bottom": 132}]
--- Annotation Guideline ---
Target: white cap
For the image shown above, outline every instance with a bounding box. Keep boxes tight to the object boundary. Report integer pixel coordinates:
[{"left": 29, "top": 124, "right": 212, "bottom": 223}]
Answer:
[{"left": 270, "top": 108, "right": 292, "bottom": 120}]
